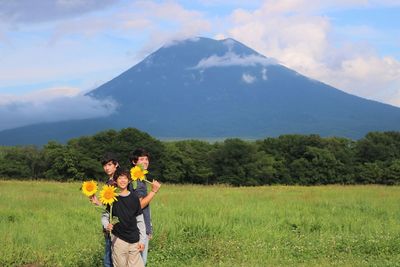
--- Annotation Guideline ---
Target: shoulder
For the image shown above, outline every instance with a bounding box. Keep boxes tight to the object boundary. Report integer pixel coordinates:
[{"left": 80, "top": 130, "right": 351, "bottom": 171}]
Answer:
[
  {"left": 128, "top": 192, "right": 141, "bottom": 206},
  {"left": 127, "top": 182, "right": 135, "bottom": 193},
  {"left": 135, "top": 181, "right": 147, "bottom": 198}
]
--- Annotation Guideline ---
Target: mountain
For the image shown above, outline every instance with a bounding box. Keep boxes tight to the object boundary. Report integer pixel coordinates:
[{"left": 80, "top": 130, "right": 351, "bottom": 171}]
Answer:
[{"left": 1, "top": 37, "right": 400, "bottom": 145}]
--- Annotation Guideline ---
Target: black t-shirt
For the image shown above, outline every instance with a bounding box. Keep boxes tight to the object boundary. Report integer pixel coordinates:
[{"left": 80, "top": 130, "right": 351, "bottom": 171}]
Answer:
[
  {"left": 111, "top": 192, "right": 143, "bottom": 243},
  {"left": 127, "top": 181, "right": 152, "bottom": 235}
]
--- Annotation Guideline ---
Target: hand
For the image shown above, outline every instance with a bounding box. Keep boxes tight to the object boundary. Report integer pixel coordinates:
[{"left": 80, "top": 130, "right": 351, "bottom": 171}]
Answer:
[
  {"left": 148, "top": 234, "right": 153, "bottom": 240},
  {"left": 89, "top": 195, "right": 100, "bottom": 206},
  {"left": 106, "top": 223, "right": 113, "bottom": 232},
  {"left": 151, "top": 180, "right": 161, "bottom": 193},
  {"left": 138, "top": 243, "right": 145, "bottom": 252}
]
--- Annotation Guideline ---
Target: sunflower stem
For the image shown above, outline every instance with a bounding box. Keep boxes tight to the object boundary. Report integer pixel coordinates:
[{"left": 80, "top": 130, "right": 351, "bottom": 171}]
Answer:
[{"left": 109, "top": 204, "right": 113, "bottom": 236}]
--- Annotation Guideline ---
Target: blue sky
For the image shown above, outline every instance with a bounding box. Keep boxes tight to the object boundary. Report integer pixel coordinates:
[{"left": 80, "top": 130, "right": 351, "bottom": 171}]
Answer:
[{"left": 0, "top": 0, "right": 399, "bottom": 130}]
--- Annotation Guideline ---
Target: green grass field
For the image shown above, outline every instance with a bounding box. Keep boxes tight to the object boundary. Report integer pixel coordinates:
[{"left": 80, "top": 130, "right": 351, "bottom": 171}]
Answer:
[{"left": 1, "top": 180, "right": 399, "bottom": 267}]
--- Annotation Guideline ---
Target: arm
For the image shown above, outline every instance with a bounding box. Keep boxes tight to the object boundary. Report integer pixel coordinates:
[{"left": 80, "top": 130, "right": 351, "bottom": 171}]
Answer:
[
  {"left": 136, "top": 214, "right": 146, "bottom": 245},
  {"left": 102, "top": 211, "right": 115, "bottom": 232},
  {"left": 139, "top": 180, "right": 161, "bottom": 209},
  {"left": 101, "top": 211, "right": 110, "bottom": 230}
]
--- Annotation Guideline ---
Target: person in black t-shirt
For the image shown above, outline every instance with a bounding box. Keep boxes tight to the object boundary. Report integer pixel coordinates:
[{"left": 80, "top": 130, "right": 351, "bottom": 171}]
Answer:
[{"left": 105, "top": 169, "right": 146, "bottom": 267}]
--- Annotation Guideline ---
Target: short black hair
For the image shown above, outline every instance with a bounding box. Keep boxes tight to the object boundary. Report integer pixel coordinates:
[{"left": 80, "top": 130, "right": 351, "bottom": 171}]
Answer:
[
  {"left": 100, "top": 152, "right": 119, "bottom": 166},
  {"left": 113, "top": 168, "right": 131, "bottom": 182},
  {"left": 129, "top": 148, "right": 150, "bottom": 165}
]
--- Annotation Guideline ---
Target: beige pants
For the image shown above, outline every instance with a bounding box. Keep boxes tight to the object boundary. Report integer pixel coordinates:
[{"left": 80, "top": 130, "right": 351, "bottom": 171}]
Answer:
[{"left": 111, "top": 235, "right": 144, "bottom": 267}]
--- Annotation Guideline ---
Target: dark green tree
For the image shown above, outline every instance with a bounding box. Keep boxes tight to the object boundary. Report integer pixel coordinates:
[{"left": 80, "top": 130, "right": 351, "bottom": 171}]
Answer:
[
  {"left": 0, "top": 147, "right": 31, "bottom": 178},
  {"left": 68, "top": 128, "right": 165, "bottom": 180},
  {"left": 355, "top": 131, "right": 400, "bottom": 163},
  {"left": 43, "top": 142, "right": 83, "bottom": 181},
  {"left": 159, "top": 142, "right": 186, "bottom": 183},
  {"left": 172, "top": 140, "right": 214, "bottom": 184},
  {"left": 355, "top": 162, "right": 384, "bottom": 184},
  {"left": 211, "top": 138, "right": 278, "bottom": 186},
  {"left": 383, "top": 159, "right": 400, "bottom": 185}
]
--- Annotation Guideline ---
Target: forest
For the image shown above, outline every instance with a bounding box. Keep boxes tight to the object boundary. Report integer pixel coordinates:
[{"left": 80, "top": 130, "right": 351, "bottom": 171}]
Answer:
[{"left": 1, "top": 128, "right": 399, "bottom": 185}]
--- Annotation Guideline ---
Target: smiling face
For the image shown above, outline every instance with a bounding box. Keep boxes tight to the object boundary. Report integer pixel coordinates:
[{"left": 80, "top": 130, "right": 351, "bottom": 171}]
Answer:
[
  {"left": 116, "top": 174, "right": 129, "bottom": 190},
  {"left": 135, "top": 156, "right": 149, "bottom": 170}
]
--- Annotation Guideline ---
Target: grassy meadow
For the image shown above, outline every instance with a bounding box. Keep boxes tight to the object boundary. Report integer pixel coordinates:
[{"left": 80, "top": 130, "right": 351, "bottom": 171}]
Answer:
[{"left": 1, "top": 180, "right": 399, "bottom": 267}]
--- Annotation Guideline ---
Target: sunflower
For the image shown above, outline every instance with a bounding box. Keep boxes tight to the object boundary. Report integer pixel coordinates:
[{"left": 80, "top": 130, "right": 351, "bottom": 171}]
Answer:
[
  {"left": 99, "top": 185, "right": 118, "bottom": 205},
  {"left": 130, "top": 165, "right": 148, "bottom": 181},
  {"left": 81, "top": 180, "right": 98, "bottom": 197}
]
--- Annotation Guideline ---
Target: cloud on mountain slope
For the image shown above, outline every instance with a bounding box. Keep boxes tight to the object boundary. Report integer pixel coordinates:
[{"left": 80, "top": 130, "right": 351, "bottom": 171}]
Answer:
[{"left": 0, "top": 87, "right": 117, "bottom": 131}]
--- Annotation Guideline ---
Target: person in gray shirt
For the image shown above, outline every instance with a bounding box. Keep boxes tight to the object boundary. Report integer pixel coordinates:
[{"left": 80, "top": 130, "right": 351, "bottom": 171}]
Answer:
[{"left": 128, "top": 148, "right": 161, "bottom": 265}]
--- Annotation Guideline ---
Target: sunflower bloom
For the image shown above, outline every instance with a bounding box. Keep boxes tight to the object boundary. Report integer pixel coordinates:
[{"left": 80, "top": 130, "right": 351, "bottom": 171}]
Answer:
[
  {"left": 130, "top": 166, "right": 149, "bottom": 181},
  {"left": 81, "top": 180, "right": 98, "bottom": 197},
  {"left": 99, "top": 185, "right": 118, "bottom": 205}
]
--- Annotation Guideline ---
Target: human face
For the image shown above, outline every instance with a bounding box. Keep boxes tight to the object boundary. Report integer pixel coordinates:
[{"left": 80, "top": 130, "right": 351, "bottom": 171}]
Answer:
[
  {"left": 103, "top": 161, "right": 118, "bottom": 178},
  {"left": 116, "top": 174, "right": 129, "bottom": 190},
  {"left": 135, "top": 156, "right": 149, "bottom": 170}
]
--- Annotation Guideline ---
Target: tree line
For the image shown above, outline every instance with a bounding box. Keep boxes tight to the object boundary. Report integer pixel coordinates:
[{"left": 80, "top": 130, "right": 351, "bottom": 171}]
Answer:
[{"left": 1, "top": 128, "right": 400, "bottom": 185}]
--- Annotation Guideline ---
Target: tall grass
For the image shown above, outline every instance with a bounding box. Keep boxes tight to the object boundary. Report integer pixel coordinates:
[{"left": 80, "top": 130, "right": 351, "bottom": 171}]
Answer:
[
  {"left": 151, "top": 185, "right": 400, "bottom": 266},
  {"left": 0, "top": 180, "right": 103, "bottom": 267},
  {"left": 1, "top": 181, "right": 399, "bottom": 266}
]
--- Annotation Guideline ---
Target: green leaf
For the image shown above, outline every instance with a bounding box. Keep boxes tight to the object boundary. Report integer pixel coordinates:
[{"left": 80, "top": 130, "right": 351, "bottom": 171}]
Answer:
[{"left": 111, "top": 216, "right": 119, "bottom": 225}]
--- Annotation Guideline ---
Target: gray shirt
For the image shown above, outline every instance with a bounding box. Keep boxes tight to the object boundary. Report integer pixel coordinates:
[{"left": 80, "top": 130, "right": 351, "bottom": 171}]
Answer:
[{"left": 135, "top": 180, "right": 153, "bottom": 235}]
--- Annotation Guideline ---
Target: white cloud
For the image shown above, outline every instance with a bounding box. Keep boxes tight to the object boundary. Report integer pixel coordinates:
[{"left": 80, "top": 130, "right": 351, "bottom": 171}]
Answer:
[
  {"left": 163, "top": 37, "right": 201, "bottom": 48},
  {"left": 0, "top": 87, "right": 80, "bottom": 105},
  {"left": 192, "top": 52, "right": 276, "bottom": 69},
  {"left": 130, "top": 1, "right": 212, "bottom": 57},
  {"left": 0, "top": 87, "right": 117, "bottom": 131},
  {"left": 242, "top": 73, "right": 256, "bottom": 84},
  {"left": 261, "top": 68, "right": 268, "bottom": 80},
  {"left": 223, "top": 0, "right": 400, "bottom": 106},
  {"left": 0, "top": 1, "right": 212, "bottom": 90},
  {"left": 327, "top": 55, "right": 400, "bottom": 105}
]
